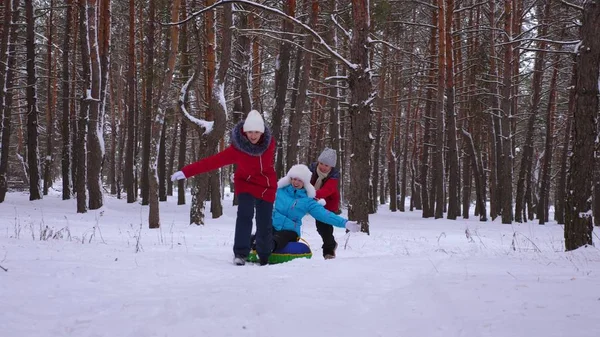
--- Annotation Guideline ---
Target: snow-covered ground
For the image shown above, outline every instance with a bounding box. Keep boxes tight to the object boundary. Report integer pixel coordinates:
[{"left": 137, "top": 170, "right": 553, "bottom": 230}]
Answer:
[{"left": 1, "top": 189, "right": 599, "bottom": 337}]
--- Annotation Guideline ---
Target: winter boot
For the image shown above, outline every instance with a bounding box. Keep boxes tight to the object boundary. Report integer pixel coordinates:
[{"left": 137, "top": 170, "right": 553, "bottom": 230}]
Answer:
[
  {"left": 233, "top": 255, "right": 246, "bottom": 266},
  {"left": 324, "top": 243, "right": 338, "bottom": 260},
  {"left": 259, "top": 256, "right": 269, "bottom": 266}
]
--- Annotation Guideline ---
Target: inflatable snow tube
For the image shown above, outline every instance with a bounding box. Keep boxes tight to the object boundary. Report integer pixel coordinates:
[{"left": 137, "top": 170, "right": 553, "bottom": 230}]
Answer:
[{"left": 248, "top": 241, "right": 312, "bottom": 264}]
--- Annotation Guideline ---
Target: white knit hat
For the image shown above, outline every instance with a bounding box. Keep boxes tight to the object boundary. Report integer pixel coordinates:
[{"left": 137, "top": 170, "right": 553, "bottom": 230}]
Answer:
[
  {"left": 318, "top": 147, "right": 337, "bottom": 167},
  {"left": 243, "top": 110, "right": 265, "bottom": 133},
  {"left": 277, "top": 164, "right": 316, "bottom": 198}
]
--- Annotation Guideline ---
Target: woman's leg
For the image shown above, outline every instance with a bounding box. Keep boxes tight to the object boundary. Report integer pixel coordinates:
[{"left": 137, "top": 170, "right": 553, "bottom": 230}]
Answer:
[
  {"left": 316, "top": 220, "right": 337, "bottom": 258},
  {"left": 254, "top": 199, "right": 274, "bottom": 263},
  {"left": 234, "top": 193, "right": 255, "bottom": 258}
]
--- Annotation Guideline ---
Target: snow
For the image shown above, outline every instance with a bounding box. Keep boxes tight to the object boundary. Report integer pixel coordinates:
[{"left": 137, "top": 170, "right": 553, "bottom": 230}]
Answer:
[
  {"left": 1, "top": 189, "right": 599, "bottom": 337},
  {"left": 179, "top": 75, "right": 214, "bottom": 134}
]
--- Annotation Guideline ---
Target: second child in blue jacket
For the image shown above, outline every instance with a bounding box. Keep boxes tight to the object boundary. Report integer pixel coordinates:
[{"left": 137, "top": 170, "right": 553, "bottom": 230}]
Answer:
[{"left": 270, "top": 164, "right": 360, "bottom": 252}]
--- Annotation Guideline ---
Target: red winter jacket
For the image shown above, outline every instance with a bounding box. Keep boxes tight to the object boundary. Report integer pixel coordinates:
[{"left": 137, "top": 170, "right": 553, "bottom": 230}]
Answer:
[
  {"left": 309, "top": 162, "right": 341, "bottom": 213},
  {"left": 181, "top": 122, "right": 277, "bottom": 203}
]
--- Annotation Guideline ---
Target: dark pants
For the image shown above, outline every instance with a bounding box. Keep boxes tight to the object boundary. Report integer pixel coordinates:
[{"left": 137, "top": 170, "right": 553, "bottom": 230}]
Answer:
[
  {"left": 234, "top": 193, "right": 273, "bottom": 260},
  {"left": 273, "top": 230, "right": 299, "bottom": 252},
  {"left": 316, "top": 220, "right": 337, "bottom": 256}
]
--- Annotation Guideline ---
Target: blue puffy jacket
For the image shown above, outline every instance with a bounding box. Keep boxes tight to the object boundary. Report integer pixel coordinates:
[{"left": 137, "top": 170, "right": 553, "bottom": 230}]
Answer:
[{"left": 272, "top": 184, "right": 347, "bottom": 236}]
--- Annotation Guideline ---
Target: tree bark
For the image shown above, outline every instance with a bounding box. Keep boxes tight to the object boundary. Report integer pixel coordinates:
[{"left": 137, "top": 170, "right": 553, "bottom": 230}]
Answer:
[
  {"left": 432, "top": 0, "right": 446, "bottom": 219},
  {"left": 43, "top": 1, "right": 55, "bottom": 196},
  {"left": 76, "top": 0, "right": 91, "bottom": 212},
  {"left": 565, "top": 2, "right": 600, "bottom": 251},
  {"left": 555, "top": 61, "right": 575, "bottom": 225},
  {"left": 445, "top": 0, "right": 459, "bottom": 219},
  {"left": 347, "top": 0, "right": 372, "bottom": 232},
  {"left": 87, "top": 0, "right": 104, "bottom": 210},
  {"left": 500, "top": 0, "right": 514, "bottom": 224},
  {"left": 0, "top": 0, "right": 19, "bottom": 203},
  {"left": 420, "top": 5, "right": 437, "bottom": 218},
  {"left": 124, "top": 0, "right": 136, "bottom": 203},
  {"left": 537, "top": 54, "right": 559, "bottom": 225},
  {"left": 183, "top": 2, "right": 231, "bottom": 225},
  {"left": 271, "top": 2, "right": 295, "bottom": 179},
  {"left": 25, "top": 0, "right": 42, "bottom": 201},
  {"left": 515, "top": 1, "right": 549, "bottom": 223},
  {"left": 148, "top": 0, "right": 180, "bottom": 228},
  {"left": 286, "top": 0, "right": 317, "bottom": 170}
]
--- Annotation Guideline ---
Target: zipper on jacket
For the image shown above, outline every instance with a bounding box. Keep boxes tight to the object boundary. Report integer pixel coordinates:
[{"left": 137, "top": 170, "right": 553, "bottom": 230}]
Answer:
[{"left": 259, "top": 154, "right": 269, "bottom": 197}]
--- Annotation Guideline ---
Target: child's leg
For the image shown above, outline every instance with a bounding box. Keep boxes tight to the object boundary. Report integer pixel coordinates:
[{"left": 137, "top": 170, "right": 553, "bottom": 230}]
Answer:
[
  {"left": 272, "top": 230, "right": 299, "bottom": 251},
  {"left": 254, "top": 199, "right": 274, "bottom": 260},
  {"left": 234, "top": 193, "right": 255, "bottom": 257},
  {"left": 316, "top": 220, "right": 337, "bottom": 257}
]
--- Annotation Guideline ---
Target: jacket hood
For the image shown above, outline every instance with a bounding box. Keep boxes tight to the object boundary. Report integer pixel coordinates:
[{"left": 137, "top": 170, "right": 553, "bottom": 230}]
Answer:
[
  {"left": 231, "top": 121, "right": 272, "bottom": 156},
  {"left": 277, "top": 164, "right": 316, "bottom": 198}
]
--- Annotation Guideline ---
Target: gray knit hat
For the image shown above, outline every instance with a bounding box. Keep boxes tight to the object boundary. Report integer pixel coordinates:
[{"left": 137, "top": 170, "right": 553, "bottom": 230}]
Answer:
[{"left": 317, "top": 147, "right": 337, "bottom": 167}]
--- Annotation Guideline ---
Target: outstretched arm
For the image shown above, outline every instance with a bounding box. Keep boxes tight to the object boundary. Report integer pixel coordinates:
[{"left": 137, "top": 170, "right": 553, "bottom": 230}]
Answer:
[
  {"left": 180, "top": 146, "right": 237, "bottom": 178},
  {"left": 315, "top": 178, "right": 339, "bottom": 199},
  {"left": 306, "top": 199, "right": 347, "bottom": 228}
]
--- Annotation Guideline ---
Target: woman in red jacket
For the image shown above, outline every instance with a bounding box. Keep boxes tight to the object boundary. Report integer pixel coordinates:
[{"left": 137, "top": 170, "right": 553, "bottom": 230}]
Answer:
[
  {"left": 171, "top": 110, "right": 276, "bottom": 266},
  {"left": 309, "top": 147, "right": 342, "bottom": 259}
]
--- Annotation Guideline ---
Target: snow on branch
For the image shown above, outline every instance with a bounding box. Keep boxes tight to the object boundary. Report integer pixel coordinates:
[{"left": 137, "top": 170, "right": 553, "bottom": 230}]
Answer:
[
  {"left": 560, "top": 0, "right": 583, "bottom": 11},
  {"left": 179, "top": 73, "right": 214, "bottom": 135},
  {"left": 330, "top": 13, "right": 351, "bottom": 40},
  {"left": 164, "top": 0, "right": 357, "bottom": 70}
]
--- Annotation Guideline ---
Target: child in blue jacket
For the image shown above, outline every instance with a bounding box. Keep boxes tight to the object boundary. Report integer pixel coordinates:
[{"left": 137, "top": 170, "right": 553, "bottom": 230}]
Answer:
[{"left": 270, "top": 164, "right": 360, "bottom": 252}]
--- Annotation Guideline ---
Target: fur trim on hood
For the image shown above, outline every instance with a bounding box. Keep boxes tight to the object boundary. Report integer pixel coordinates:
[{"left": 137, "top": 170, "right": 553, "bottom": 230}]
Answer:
[
  {"left": 277, "top": 164, "right": 316, "bottom": 198},
  {"left": 231, "top": 121, "right": 272, "bottom": 156}
]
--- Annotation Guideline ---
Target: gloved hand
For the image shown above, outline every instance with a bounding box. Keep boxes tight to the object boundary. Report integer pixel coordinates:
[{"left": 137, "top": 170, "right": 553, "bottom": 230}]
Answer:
[
  {"left": 170, "top": 171, "right": 186, "bottom": 181},
  {"left": 317, "top": 198, "right": 327, "bottom": 206},
  {"left": 345, "top": 221, "right": 361, "bottom": 233}
]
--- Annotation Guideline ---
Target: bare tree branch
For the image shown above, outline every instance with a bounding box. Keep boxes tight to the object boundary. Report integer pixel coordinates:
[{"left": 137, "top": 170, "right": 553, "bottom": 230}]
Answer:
[
  {"left": 163, "top": 0, "right": 357, "bottom": 69},
  {"left": 560, "top": 0, "right": 583, "bottom": 11}
]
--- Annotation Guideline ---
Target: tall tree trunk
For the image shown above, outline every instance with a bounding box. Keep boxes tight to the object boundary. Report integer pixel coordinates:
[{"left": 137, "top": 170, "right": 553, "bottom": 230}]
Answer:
[
  {"left": 432, "top": 0, "right": 446, "bottom": 219},
  {"left": 148, "top": 0, "right": 180, "bottom": 228},
  {"left": 371, "top": 36, "right": 387, "bottom": 214},
  {"left": 166, "top": 115, "right": 178, "bottom": 196},
  {"left": 25, "top": 0, "right": 42, "bottom": 201},
  {"left": 399, "top": 40, "right": 412, "bottom": 212},
  {"left": 387, "top": 83, "right": 398, "bottom": 212},
  {"left": 286, "top": 0, "right": 317, "bottom": 170},
  {"left": 76, "top": 0, "right": 91, "bottom": 212},
  {"left": 270, "top": 0, "right": 294, "bottom": 178},
  {"left": 537, "top": 55, "right": 559, "bottom": 225},
  {"left": 100, "top": 0, "right": 111, "bottom": 196},
  {"left": 515, "top": 1, "right": 549, "bottom": 223},
  {"left": 70, "top": 21, "right": 78, "bottom": 196},
  {"left": 140, "top": 0, "right": 156, "bottom": 206},
  {"left": 347, "top": 0, "right": 372, "bottom": 232},
  {"left": 43, "top": 1, "right": 55, "bottom": 195},
  {"left": 250, "top": 13, "right": 261, "bottom": 109},
  {"left": 565, "top": 2, "right": 600, "bottom": 251},
  {"left": 124, "top": 0, "right": 136, "bottom": 203},
  {"left": 462, "top": 129, "right": 487, "bottom": 221},
  {"left": 420, "top": 5, "right": 437, "bottom": 218},
  {"left": 158, "top": 120, "right": 167, "bottom": 201},
  {"left": 182, "top": 2, "right": 231, "bottom": 225},
  {"left": 555, "top": 61, "right": 576, "bottom": 225},
  {"left": 0, "top": 0, "right": 19, "bottom": 203},
  {"left": 445, "top": 0, "right": 459, "bottom": 219},
  {"left": 499, "top": 0, "right": 513, "bottom": 224},
  {"left": 326, "top": 0, "right": 341, "bottom": 211},
  {"left": 177, "top": 1, "right": 189, "bottom": 206},
  {"left": 487, "top": 0, "right": 500, "bottom": 220},
  {"left": 87, "top": 0, "right": 104, "bottom": 209}
]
